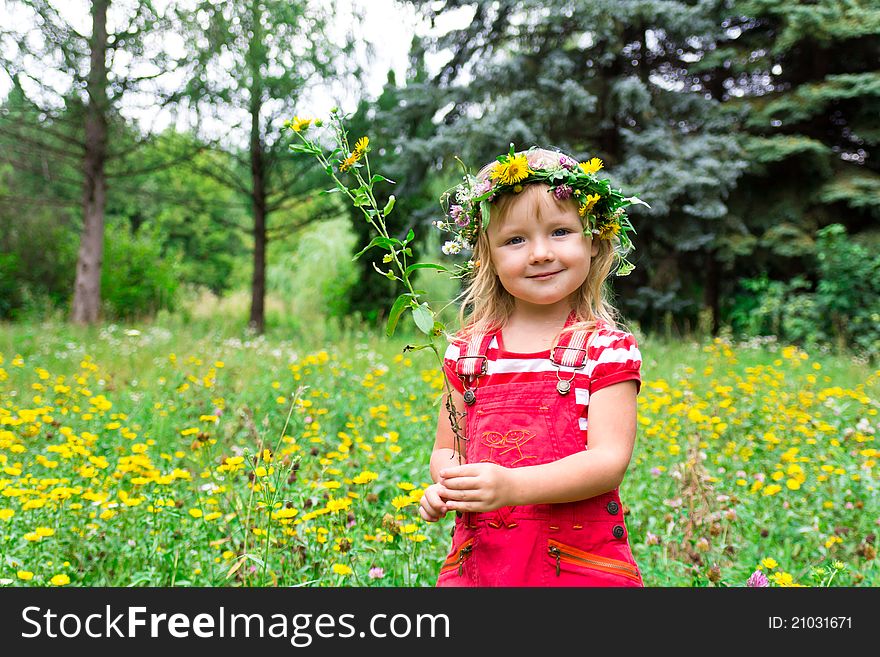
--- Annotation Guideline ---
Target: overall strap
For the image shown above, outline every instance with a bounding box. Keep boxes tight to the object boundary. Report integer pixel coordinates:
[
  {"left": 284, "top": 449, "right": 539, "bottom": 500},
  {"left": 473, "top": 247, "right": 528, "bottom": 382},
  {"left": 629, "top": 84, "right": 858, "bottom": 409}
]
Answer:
[
  {"left": 454, "top": 330, "right": 496, "bottom": 379},
  {"left": 550, "top": 326, "right": 591, "bottom": 369}
]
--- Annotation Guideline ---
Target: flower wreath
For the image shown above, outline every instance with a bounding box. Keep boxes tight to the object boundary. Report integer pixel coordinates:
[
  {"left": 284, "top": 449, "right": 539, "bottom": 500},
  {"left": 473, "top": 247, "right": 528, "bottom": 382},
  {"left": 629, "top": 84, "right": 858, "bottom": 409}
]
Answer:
[{"left": 436, "top": 144, "right": 648, "bottom": 277}]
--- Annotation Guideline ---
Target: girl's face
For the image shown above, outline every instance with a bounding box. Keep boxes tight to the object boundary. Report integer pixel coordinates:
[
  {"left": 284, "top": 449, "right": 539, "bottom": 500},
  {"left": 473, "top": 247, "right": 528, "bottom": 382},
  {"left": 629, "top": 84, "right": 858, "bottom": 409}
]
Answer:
[{"left": 487, "top": 186, "right": 598, "bottom": 314}]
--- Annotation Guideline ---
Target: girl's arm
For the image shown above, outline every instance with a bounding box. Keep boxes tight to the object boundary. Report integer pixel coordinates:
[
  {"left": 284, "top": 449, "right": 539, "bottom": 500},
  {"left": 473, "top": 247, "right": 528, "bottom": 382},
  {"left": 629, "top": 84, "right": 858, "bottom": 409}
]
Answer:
[{"left": 438, "top": 380, "right": 637, "bottom": 509}]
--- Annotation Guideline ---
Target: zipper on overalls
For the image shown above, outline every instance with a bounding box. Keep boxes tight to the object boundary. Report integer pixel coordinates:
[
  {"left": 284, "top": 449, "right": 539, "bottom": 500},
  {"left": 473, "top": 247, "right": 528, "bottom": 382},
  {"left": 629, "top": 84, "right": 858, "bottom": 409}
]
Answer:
[
  {"left": 441, "top": 539, "right": 474, "bottom": 576},
  {"left": 548, "top": 540, "right": 640, "bottom": 581}
]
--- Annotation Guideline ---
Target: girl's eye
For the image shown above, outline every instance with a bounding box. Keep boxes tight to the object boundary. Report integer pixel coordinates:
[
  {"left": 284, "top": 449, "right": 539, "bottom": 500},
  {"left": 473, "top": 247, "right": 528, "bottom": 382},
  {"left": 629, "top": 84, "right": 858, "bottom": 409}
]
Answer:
[
  {"left": 505, "top": 236, "right": 525, "bottom": 245},
  {"left": 552, "top": 228, "right": 572, "bottom": 237}
]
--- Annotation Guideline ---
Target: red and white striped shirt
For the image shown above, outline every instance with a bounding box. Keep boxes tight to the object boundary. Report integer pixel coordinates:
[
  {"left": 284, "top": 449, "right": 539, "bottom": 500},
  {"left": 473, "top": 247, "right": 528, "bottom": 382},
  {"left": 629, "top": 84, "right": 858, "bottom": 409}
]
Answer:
[{"left": 443, "top": 322, "right": 641, "bottom": 436}]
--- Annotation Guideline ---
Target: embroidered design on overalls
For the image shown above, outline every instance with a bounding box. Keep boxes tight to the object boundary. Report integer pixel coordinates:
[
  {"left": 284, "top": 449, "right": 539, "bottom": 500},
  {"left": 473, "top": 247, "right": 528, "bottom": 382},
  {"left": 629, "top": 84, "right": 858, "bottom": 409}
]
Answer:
[{"left": 479, "top": 429, "right": 537, "bottom": 466}]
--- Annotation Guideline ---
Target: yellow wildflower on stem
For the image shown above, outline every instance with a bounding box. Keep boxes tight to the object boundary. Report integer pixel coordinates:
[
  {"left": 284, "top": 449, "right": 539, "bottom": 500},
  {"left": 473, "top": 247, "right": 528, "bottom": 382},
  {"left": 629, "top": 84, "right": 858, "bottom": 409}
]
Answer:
[{"left": 287, "top": 116, "right": 313, "bottom": 133}]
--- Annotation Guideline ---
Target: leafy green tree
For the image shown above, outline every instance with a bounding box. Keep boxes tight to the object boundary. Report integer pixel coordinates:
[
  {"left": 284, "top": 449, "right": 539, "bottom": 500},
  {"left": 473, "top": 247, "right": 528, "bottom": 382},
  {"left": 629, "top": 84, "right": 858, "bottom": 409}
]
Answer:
[
  {"left": 699, "top": 1, "right": 880, "bottom": 327},
  {"left": 0, "top": 0, "right": 187, "bottom": 323},
  {"left": 175, "top": 0, "right": 362, "bottom": 333}
]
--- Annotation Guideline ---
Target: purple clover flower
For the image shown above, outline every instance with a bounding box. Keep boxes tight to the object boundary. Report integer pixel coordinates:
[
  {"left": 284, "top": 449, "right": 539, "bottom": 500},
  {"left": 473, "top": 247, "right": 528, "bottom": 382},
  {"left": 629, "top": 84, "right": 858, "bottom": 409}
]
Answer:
[
  {"left": 456, "top": 213, "right": 471, "bottom": 227},
  {"left": 368, "top": 567, "right": 385, "bottom": 579},
  {"left": 747, "top": 570, "right": 769, "bottom": 587},
  {"left": 475, "top": 179, "right": 493, "bottom": 195},
  {"left": 448, "top": 204, "right": 463, "bottom": 222},
  {"left": 559, "top": 155, "right": 577, "bottom": 170},
  {"left": 554, "top": 184, "right": 573, "bottom": 200}
]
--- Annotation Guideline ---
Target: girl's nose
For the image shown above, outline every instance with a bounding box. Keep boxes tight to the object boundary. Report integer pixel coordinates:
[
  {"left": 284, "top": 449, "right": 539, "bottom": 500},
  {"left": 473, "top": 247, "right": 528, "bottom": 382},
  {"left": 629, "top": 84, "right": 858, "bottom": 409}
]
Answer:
[{"left": 529, "top": 238, "right": 554, "bottom": 263}]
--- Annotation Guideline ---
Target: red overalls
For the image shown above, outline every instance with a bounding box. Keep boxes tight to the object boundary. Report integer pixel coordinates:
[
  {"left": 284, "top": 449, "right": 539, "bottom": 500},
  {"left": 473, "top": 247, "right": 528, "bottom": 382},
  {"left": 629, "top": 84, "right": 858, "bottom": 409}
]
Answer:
[{"left": 436, "top": 324, "right": 643, "bottom": 587}]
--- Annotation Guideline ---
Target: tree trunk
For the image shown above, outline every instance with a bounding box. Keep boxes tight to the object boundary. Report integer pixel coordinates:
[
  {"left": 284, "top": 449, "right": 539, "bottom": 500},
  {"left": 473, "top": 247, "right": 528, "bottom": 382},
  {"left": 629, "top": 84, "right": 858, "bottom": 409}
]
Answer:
[
  {"left": 247, "top": 2, "right": 266, "bottom": 334},
  {"left": 71, "top": 0, "right": 109, "bottom": 324}
]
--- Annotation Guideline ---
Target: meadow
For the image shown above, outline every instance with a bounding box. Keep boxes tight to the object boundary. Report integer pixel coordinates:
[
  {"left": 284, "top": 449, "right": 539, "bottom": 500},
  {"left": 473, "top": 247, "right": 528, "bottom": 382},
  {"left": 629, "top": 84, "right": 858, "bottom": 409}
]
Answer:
[{"left": 0, "top": 315, "right": 877, "bottom": 588}]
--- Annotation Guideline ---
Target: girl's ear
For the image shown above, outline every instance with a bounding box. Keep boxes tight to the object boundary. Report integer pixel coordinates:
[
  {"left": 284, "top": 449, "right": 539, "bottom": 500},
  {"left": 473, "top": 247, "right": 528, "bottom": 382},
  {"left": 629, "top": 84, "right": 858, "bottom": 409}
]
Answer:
[{"left": 590, "top": 239, "right": 599, "bottom": 258}]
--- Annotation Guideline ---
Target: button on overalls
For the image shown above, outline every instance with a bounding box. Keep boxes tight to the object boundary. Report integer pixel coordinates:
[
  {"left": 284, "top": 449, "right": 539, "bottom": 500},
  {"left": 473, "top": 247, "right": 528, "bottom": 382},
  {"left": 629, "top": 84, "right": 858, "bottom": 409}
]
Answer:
[{"left": 436, "top": 324, "right": 643, "bottom": 587}]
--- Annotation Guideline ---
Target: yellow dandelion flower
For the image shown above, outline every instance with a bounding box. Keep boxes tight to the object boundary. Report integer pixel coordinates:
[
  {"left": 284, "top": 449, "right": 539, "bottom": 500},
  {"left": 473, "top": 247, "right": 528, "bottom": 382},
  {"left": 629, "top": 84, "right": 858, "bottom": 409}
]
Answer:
[
  {"left": 0, "top": 508, "right": 14, "bottom": 521},
  {"left": 579, "top": 193, "right": 601, "bottom": 217},
  {"left": 353, "top": 471, "right": 379, "bottom": 485},
  {"left": 325, "top": 496, "right": 351, "bottom": 513},
  {"left": 761, "top": 558, "right": 778, "bottom": 569},
  {"left": 288, "top": 116, "right": 313, "bottom": 133},
  {"left": 50, "top": 574, "right": 70, "bottom": 586},
  {"left": 189, "top": 508, "right": 203, "bottom": 518},
  {"left": 772, "top": 571, "right": 794, "bottom": 586},
  {"left": 597, "top": 220, "right": 621, "bottom": 240},
  {"left": 391, "top": 494, "right": 413, "bottom": 510},
  {"left": 353, "top": 136, "right": 369, "bottom": 155},
  {"left": 579, "top": 157, "right": 604, "bottom": 175},
  {"left": 490, "top": 154, "right": 532, "bottom": 185},
  {"left": 331, "top": 563, "right": 352, "bottom": 576},
  {"left": 17, "top": 571, "right": 34, "bottom": 581},
  {"left": 339, "top": 153, "right": 358, "bottom": 172}
]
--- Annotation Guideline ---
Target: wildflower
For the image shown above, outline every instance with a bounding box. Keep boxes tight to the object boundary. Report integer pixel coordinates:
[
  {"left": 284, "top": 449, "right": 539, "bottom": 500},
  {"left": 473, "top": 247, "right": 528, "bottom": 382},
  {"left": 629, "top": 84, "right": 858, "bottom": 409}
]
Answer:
[
  {"left": 772, "top": 571, "right": 795, "bottom": 586},
  {"left": 339, "top": 153, "right": 359, "bottom": 173},
  {"left": 17, "top": 571, "right": 34, "bottom": 581},
  {"left": 578, "top": 194, "right": 601, "bottom": 216},
  {"left": 761, "top": 557, "right": 778, "bottom": 569},
  {"left": 553, "top": 184, "right": 573, "bottom": 200},
  {"left": 597, "top": 219, "right": 621, "bottom": 240},
  {"left": 353, "top": 136, "right": 369, "bottom": 156},
  {"left": 288, "top": 116, "right": 313, "bottom": 133},
  {"left": 352, "top": 471, "right": 379, "bottom": 485},
  {"left": 369, "top": 566, "right": 385, "bottom": 579},
  {"left": 475, "top": 178, "right": 494, "bottom": 195},
  {"left": 559, "top": 155, "right": 577, "bottom": 170},
  {"left": 442, "top": 240, "right": 462, "bottom": 256},
  {"left": 332, "top": 563, "right": 352, "bottom": 576},
  {"left": 50, "top": 574, "right": 70, "bottom": 586},
  {"left": 491, "top": 153, "right": 532, "bottom": 185},
  {"left": 579, "top": 157, "right": 604, "bottom": 175},
  {"left": 747, "top": 570, "right": 769, "bottom": 587},
  {"left": 391, "top": 494, "right": 413, "bottom": 510}
]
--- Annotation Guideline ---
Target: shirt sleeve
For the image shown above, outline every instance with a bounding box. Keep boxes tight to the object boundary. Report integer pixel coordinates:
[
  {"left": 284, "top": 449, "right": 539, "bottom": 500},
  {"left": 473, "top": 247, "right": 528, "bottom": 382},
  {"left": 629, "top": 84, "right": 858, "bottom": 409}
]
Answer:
[
  {"left": 442, "top": 341, "right": 466, "bottom": 395},
  {"left": 587, "top": 328, "right": 642, "bottom": 394}
]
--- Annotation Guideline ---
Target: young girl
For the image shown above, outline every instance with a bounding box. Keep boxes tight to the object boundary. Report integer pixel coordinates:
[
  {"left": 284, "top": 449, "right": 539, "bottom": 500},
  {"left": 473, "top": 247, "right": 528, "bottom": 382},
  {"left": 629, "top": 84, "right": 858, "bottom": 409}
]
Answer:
[{"left": 419, "top": 146, "right": 646, "bottom": 586}]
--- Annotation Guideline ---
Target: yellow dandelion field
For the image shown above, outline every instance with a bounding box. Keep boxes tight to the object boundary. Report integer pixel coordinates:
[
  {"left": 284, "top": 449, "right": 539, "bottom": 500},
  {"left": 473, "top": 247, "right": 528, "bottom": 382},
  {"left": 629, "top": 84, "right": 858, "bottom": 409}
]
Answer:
[{"left": 0, "top": 326, "right": 877, "bottom": 587}]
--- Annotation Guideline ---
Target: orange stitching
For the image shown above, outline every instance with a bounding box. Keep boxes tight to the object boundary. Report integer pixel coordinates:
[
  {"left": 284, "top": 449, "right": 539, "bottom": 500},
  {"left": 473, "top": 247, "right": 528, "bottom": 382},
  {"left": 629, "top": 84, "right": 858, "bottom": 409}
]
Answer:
[{"left": 478, "top": 428, "right": 537, "bottom": 466}]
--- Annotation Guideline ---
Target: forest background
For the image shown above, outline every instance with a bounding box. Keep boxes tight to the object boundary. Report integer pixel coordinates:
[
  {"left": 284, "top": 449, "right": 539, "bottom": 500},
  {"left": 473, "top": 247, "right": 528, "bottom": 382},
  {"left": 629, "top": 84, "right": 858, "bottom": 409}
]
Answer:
[
  {"left": 0, "top": 1, "right": 878, "bottom": 588},
  {"left": 1, "top": 0, "right": 878, "bottom": 356}
]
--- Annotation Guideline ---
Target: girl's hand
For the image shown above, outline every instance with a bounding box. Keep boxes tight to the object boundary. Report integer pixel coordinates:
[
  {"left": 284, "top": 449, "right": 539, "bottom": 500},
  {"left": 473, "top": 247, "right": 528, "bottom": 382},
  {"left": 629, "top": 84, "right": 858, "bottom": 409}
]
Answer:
[
  {"left": 418, "top": 482, "right": 450, "bottom": 522},
  {"left": 438, "top": 462, "right": 514, "bottom": 512}
]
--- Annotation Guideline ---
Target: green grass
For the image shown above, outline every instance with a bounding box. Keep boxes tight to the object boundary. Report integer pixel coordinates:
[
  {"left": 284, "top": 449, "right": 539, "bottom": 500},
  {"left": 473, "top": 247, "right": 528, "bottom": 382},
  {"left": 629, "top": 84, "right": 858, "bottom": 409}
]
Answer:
[{"left": 1, "top": 316, "right": 877, "bottom": 587}]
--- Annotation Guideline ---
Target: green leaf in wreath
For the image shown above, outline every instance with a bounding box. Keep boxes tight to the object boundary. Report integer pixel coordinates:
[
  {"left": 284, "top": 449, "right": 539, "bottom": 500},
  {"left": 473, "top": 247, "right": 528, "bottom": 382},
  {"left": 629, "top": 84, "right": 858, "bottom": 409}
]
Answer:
[{"left": 481, "top": 200, "right": 491, "bottom": 230}]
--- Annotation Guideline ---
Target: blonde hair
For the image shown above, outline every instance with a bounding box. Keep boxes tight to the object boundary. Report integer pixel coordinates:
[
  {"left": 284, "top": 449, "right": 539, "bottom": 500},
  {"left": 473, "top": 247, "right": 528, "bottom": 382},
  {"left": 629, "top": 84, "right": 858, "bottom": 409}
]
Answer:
[{"left": 455, "top": 147, "right": 622, "bottom": 340}]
